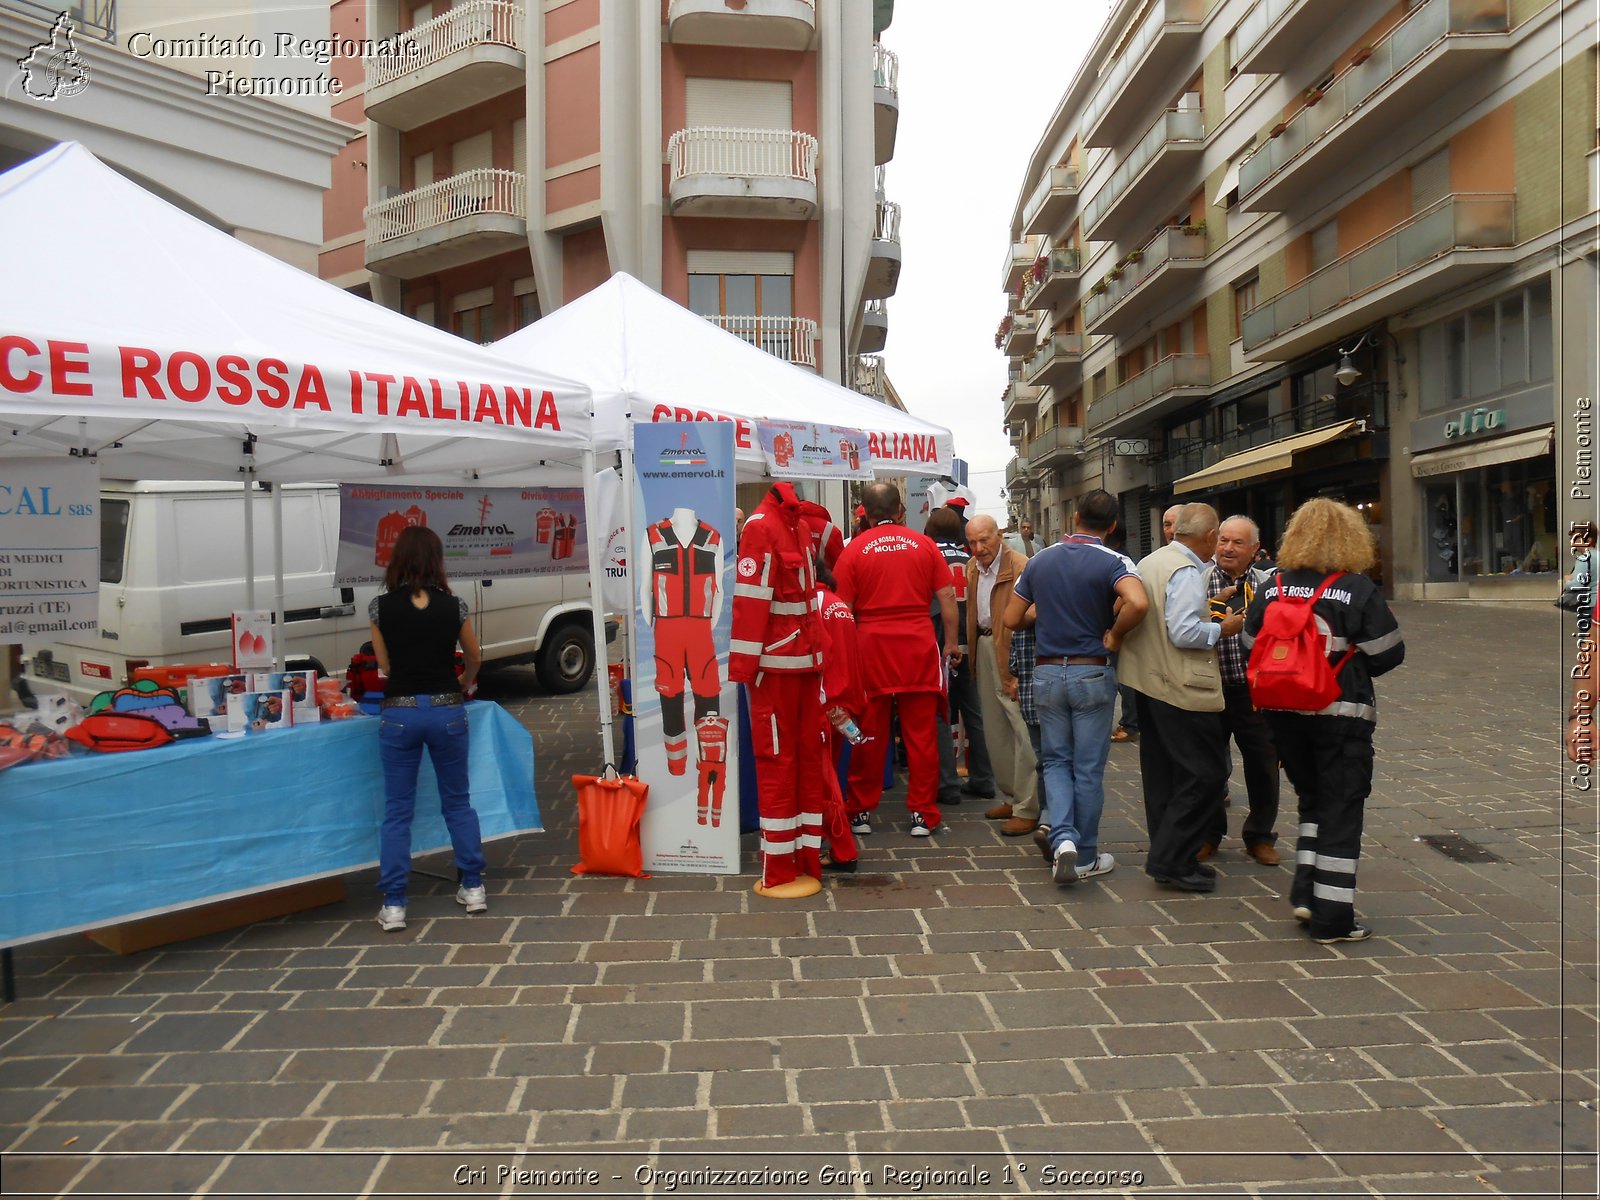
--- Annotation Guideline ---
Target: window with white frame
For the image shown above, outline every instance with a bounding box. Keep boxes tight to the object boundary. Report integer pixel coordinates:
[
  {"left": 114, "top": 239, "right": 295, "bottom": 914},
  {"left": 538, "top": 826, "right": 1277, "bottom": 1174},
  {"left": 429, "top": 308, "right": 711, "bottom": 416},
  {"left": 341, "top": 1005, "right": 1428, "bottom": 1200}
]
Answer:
[
  {"left": 1417, "top": 280, "right": 1553, "bottom": 412},
  {"left": 452, "top": 286, "right": 495, "bottom": 345}
]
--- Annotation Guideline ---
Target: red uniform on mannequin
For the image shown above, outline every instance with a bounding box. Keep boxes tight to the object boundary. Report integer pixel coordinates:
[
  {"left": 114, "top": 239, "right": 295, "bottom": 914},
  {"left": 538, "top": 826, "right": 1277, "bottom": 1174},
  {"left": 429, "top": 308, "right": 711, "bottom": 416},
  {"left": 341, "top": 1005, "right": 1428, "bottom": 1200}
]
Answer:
[
  {"left": 817, "top": 583, "right": 864, "bottom": 868},
  {"left": 834, "top": 483, "right": 958, "bottom": 836},
  {"left": 730, "top": 483, "right": 829, "bottom": 897}
]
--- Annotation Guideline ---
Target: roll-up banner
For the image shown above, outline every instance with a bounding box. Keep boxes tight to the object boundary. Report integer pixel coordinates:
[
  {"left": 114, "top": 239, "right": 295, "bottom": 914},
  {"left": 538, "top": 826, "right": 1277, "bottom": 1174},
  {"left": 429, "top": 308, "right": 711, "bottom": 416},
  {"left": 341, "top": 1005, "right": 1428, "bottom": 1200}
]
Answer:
[
  {"left": 0, "top": 457, "right": 99, "bottom": 640},
  {"left": 335, "top": 484, "right": 586, "bottom": 586},
  {"left": 631, "top": 422, "right": 740, "bottom": 874}
]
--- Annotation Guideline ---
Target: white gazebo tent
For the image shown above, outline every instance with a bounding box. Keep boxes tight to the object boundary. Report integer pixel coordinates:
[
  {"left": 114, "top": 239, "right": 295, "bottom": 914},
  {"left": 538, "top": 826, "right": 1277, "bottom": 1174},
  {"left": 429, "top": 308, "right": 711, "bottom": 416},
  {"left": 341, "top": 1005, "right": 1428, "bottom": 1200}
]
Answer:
[
  {"left": 0, "top": 143, "right": 620, "bottom": 753},
  {"left": 494, "top": 272, "right": 956, "bottom": 480}
]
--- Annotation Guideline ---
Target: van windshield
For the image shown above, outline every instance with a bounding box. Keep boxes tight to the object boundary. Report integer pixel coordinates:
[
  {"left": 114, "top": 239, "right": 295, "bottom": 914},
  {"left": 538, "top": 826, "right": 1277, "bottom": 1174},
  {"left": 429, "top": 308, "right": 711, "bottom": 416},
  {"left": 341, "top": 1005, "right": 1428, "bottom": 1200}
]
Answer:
[{"left": 101, "top": 499, "right": 130, "bottom": 584}]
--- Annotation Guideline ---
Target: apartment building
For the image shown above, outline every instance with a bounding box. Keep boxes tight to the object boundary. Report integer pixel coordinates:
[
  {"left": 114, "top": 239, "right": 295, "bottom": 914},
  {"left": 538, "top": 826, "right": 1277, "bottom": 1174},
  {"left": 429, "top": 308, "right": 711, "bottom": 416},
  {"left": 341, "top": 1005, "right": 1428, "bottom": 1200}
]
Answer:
[
  {"left": 1, "top": 1, "right": 348, "bottom": 272},
  {"left": 1002, "top": 0, "right": 1597, "bottom": 601},
  {"left": 323, "top": 0, "right": 900, "bottom": 477}
]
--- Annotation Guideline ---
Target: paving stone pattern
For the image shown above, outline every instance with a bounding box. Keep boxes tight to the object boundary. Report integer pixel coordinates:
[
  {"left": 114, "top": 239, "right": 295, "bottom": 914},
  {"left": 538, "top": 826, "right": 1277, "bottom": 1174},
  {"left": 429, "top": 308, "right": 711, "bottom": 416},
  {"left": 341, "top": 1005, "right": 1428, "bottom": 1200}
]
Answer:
[{"left": 1, "top": 602, "right": 1596, "bottom": 1197}]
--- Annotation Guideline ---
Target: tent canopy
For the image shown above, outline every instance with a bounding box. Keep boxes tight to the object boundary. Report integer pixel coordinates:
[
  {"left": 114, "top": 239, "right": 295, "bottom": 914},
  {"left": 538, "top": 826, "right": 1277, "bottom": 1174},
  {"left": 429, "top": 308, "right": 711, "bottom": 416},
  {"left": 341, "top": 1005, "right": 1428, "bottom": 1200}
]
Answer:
[
  {"left": 0, "top": 143, "right": 593, "bottom": 485},
  {"left": 494, "top": 273, "right": 955, "bottom": 479}
]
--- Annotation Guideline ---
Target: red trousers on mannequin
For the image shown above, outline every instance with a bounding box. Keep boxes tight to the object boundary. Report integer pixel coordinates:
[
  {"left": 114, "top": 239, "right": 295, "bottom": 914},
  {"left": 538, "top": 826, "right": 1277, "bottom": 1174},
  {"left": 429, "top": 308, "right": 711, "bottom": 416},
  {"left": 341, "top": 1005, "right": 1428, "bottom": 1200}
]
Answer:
[
  {"left": 846, "top": 691, "right": 942, "bottom": 830},
  {"left": 747, "top": 672, "right": 826, "bottom": 887}
]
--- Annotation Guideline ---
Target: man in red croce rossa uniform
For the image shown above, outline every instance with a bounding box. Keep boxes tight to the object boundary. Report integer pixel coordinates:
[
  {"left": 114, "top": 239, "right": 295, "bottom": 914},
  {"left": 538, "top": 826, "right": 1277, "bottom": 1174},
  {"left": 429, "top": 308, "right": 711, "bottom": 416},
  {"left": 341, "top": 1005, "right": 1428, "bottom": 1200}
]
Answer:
[
  {"left": 729, "top": 482, "right": 830, "bottom": 898},
  {"left": 835, "top": 481, "right": 959, "bottom": 836}
]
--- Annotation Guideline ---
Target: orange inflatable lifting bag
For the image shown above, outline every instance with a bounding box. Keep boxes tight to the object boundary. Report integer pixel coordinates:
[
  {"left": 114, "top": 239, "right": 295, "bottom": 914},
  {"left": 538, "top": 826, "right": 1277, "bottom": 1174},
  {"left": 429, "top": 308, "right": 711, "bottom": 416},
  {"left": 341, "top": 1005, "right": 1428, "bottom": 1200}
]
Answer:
[{"left": 570, "top": 769, "right": 651, "bottom": 878}]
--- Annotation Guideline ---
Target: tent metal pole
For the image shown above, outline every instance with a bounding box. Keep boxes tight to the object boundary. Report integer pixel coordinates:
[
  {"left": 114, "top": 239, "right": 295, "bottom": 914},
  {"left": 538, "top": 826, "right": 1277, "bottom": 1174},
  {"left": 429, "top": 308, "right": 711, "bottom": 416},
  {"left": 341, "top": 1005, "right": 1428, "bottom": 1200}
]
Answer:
[
  {"left": 582, "top": 449, "right": 615, "bottom": 767},
  {"left": 619, "top": 438, "right": 638, "bottom": 756},
  {"left": 272, "top": 484, "right": 286, "bottom": 671},
  {"left": 242, "top": 475, "right": 256, "bottom": 610}
]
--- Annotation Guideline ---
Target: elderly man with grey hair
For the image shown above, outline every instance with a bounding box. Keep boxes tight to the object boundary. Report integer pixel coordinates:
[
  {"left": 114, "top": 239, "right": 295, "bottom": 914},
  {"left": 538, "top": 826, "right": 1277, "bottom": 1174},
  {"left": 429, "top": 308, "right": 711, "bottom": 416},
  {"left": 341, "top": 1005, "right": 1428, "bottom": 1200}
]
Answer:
[
  {"left": 1200, "top": 515, "right": 1282, "bottom": 866},
  {"left": 1118, "top": 503, "right": 1242, "bottom": 893}
]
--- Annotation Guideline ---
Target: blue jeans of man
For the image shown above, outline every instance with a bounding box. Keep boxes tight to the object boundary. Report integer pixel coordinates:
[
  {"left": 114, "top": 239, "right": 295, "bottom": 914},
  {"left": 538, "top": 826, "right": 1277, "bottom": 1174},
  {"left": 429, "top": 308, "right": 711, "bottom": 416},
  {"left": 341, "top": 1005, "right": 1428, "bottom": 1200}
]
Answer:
[
  {"left": 379, "top": 698, "right": 484, "bottom": 903},
  {"left": 1036, "top": 662, "right": 1118, "bottom": 860}
]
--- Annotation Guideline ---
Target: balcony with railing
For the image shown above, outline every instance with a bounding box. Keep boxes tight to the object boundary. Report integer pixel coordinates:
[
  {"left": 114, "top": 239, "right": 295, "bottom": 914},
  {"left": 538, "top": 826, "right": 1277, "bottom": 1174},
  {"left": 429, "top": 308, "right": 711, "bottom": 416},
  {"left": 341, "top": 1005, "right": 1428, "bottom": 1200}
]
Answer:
[
  {"left": 1082, "top": 105, "right": 1204, "bottom": 242},
  {"left": 1023, "top": 165, "right": 1080, "bottom": 236},
  {"left": 1001, "top": 237, "right": 1040, "bottom": 294},
  {"left": 1083, "top": 225, "right": 1207, "bottom": 336},
  {"left": 668, "top": 0, "right": 816, "bottom": 50},
  {"left": 705, "top": 315, "right": 820, "bottom": 369},
  {"left": 1022, "top": 333, "right": 1085, "bottom": 389},
  {"left": 364, "top": 1, "right": 525, "bottom": 130},
  {"left": 364, "top": 168, "right": 527, "bottom": 278},
  {"left": 865, "top": 198, "right": 902, "bottom": 299},
  {"left": 860, "top": 298, "right": 889, "bottom": 354},
  {"left": 1242, "top": 193, "right": 1516, "bottom": 361},
  {"left": 1021, "top": 246, "right": 1083, "bottom": 312},
  {"left": 874, "top": 43, "right": 900, "bottom": 164},
  {"left": 1081, "top": 0, "right": 1205, "bottom": 149},
  {"left": 1028, "top": 423, "right": 1087, "bottom": 468},
  {"left": 1086, "top": 354, "right": 1211, "bottom": 439},
  {"left": 1003, "top": 375, "right": 1044, "bottom": 424},
  {"left": 1161, "top": 390, "right": 1383, "bottom": 493},
  {"left": 853, "top": 355, "right": 888, "bottom": 399},
  {"left": 1238, "top": 0, "right": 1512, "bottom": 213},
  {"left": 1006, "top": 456, "right": 1029, "bottom": 490},
  {"left": 667, "top": 127, "right": 819, "bottom": 218},
  {"left": 1232, "top": 0, "right": 1392, "bottom": 75},
  {"left": 1000, "top": 309, "right": 1042, "bottom": 357}
]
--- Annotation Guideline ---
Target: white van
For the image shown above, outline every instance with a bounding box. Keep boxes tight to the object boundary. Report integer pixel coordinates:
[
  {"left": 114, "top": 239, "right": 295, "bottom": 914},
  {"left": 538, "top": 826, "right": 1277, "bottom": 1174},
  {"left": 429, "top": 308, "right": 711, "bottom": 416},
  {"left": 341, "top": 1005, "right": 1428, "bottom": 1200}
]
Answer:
[{"left": 24, "top": 481, "right": 606, "bottom": 705}]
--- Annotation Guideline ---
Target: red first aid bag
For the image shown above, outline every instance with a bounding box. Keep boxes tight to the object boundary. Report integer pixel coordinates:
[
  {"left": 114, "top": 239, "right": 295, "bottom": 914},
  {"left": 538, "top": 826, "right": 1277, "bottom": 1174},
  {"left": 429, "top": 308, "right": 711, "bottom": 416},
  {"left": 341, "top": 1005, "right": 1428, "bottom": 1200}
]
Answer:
[
  {"left": 1247, "top": 572, "right": 1355, "bottom": 712},
  {"left": 570, "top": 768, "right": 651, "bottom": 878}
]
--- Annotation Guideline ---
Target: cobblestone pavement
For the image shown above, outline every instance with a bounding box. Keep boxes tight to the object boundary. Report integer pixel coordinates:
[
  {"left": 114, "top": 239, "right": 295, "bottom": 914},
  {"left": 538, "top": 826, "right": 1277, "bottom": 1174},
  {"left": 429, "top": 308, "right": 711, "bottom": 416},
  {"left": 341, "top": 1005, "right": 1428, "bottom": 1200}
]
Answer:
[{"left": 1, "top": 603, "right": 1597, "bottom": 1197}]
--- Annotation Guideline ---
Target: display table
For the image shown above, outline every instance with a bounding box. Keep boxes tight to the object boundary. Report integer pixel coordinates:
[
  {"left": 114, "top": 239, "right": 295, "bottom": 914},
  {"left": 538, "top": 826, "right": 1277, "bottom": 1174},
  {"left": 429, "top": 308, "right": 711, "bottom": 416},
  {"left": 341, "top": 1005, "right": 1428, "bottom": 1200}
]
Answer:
[{"left": 0, "top": 702, "right": 540, "bottom": 948}]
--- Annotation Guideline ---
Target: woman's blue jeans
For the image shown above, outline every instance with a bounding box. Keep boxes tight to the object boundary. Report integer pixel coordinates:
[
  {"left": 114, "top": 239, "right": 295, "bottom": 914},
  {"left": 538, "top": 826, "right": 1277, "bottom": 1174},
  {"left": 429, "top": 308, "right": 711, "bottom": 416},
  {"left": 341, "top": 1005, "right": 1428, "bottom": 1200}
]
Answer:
[{"left": 379, "top": 698, "right": 483, "bottom": 903}]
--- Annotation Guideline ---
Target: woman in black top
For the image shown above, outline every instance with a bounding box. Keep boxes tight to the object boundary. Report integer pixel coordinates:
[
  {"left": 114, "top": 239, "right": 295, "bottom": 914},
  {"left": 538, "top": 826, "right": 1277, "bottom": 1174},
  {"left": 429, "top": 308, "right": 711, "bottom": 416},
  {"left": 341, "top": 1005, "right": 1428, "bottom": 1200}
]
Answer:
[{"left": 368, "top": 526, "right": 485, "bottom": 932}]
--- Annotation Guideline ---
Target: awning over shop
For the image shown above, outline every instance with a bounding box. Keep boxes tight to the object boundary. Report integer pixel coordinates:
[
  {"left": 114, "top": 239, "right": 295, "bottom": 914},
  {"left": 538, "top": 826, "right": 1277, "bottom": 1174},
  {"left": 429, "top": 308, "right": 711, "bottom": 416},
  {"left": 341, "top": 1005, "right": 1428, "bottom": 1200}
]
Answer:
[
  {"left": 1409, "top": 426, "right": 1553, "bottom": 478},
  {"left": 1174, "top": 419, "right": 1362, "bottom": 495}
]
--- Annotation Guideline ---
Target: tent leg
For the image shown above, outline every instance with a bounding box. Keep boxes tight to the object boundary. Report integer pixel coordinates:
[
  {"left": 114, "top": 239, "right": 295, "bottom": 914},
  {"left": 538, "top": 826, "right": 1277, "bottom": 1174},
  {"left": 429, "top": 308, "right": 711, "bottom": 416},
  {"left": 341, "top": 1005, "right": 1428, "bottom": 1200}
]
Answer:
[
  {"left": 619, "top": 442, "right": 638, "bottom": 737},
  {"left": 583, "top": 450, "right": 615, "bottom": 768},
  {"left": 2, "top": 947, "right": 14, "bottom": 1003},
  {"left": 243, "top": 475, "right": 256, "bottom": 610},
  {"left": 272, "top": 484, "right": 286, "bottom": 671}
]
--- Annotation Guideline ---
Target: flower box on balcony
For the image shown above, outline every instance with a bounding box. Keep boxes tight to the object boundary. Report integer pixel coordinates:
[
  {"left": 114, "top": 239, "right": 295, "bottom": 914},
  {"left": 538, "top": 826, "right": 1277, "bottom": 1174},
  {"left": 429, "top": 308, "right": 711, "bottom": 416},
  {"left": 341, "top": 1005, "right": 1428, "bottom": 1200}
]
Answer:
[
  {"left": 1090, "top": 281, "right": 1108, "bottom": 296},
  {"left": 1126, "top": 249, "right": 1143, "bottom": 264},
  {"left": 1107, "top": 268, "right": 1123, "bottom": 281},
  {"left": 1304, "top": 87, "right": 1325, "bottom": 106},
  {"left": 1181, "top": 221, "right": 1206, "bottom": 237},
  {"left": 1350, "top": 46, "right": 1373, "bottom": 66},
  {"left": 1269, "top": 121, "right": 1288, "bottom": 138}
]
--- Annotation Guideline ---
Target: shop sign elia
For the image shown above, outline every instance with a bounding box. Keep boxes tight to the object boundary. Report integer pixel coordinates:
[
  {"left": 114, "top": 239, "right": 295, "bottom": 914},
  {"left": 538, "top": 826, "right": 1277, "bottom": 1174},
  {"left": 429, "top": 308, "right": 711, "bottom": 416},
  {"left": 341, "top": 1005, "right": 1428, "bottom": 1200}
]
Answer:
[{"left": 1442, "top": 407, "right": 1505, "bottom": 440}]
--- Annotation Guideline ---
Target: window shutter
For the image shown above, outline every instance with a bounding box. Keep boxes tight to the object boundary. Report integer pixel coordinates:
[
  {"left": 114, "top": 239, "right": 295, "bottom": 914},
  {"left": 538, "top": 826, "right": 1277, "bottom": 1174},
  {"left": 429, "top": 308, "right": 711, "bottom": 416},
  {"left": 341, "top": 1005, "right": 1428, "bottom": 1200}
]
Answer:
[
  {"left": 512, "top": 119, "right": 527, "bottom": 177},
  {"left": 413, "top": 151, "right": 434, "bottom": 189},
  {"left": 685, "top": 78, "right": 793, "bottom": 129},
  {"left": 687, "top": 250, "right": 795, "bottom": 275},
  {"left": 452, "top": 132, "right": 493, "bottom": 175},
  {"left": 1411, "top": 147, "right": 1451, "bottom": 213}
]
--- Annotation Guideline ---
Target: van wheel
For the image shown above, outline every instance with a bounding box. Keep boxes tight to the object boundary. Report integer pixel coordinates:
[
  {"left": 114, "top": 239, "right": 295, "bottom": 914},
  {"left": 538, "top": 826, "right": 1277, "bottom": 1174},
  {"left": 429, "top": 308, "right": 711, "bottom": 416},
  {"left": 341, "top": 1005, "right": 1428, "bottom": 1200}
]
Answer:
[{"left": 535, "top": 623, "right": 594, "bottom": 694}]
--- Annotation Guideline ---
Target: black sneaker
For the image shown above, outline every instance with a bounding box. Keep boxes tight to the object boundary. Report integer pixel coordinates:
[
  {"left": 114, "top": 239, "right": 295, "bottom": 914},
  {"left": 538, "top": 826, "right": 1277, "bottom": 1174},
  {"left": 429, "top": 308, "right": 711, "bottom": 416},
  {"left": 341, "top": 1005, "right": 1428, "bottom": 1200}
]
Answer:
[
  {"left": 1312, "top": 924, "right": 1373, "bottom": 944},
  {"left": 909, "top": 812, "right": 935, "bottom": 837}
]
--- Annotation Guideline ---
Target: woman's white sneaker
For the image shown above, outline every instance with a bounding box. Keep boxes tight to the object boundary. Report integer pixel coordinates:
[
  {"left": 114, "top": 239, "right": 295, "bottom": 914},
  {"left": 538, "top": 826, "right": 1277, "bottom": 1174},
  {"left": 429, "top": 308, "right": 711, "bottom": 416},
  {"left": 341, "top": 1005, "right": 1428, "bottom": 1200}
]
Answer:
[
  {"left": 1077, "top": 852, "right": 1116, "bottom": 881},
  {"left": 455, "top": 885, "right": 488, "bottom": 914},
  {"left": 377, "top": 904, "right": 407, "bottom": 932}
]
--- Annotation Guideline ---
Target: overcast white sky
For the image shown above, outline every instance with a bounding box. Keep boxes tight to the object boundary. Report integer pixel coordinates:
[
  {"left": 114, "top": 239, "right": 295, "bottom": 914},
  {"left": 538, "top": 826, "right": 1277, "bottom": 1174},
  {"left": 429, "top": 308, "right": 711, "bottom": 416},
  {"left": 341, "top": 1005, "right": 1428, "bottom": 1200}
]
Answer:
[{"left": 879, "top": 1, "right": 1108, "bottom": 520}]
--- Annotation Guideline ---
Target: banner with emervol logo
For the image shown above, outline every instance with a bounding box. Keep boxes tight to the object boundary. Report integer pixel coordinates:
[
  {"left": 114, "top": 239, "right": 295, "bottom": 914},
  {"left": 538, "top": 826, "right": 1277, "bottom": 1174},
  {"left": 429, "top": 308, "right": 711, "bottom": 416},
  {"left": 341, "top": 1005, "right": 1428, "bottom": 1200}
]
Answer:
[
  {"left": 756, "top": 420, "right": 873, "bottom": 480},
  {"left": 334, "top": 484, "right": 586, "bottom": 586},
  {"left": 630, "top": 421, "right": 739, "bottom": 875}
]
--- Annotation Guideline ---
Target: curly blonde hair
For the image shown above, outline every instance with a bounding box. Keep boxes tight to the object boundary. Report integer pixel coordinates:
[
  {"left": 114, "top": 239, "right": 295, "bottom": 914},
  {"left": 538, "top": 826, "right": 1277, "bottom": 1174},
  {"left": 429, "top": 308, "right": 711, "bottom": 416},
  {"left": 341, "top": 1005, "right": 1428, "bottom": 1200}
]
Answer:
[{"left": 1276, "top": 498, "right": 1375, "bottom": 575}]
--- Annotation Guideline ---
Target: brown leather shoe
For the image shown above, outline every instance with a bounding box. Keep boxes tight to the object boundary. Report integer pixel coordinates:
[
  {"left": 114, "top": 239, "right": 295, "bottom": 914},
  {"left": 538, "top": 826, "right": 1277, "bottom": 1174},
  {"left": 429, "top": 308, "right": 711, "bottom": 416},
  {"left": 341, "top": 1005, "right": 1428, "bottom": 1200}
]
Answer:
[
  {"left": 1196, "top": 842, "right": 1217, "bottom": 862},
  {"left": 1247, "top": 842, "right": 1281, "bottom": 866},
  {"left": 1000, "top": 816, "right": 1038, "bottom": 836},
  {"left": 984, "top": 802, "right": 1013, "bottom": 820}
]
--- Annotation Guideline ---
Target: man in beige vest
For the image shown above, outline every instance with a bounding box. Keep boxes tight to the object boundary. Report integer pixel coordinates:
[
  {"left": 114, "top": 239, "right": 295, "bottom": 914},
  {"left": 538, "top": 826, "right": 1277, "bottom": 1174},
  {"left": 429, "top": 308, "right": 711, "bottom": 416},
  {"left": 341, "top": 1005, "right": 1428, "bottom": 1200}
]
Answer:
[
  {"left": 965, "top": 514, "right": 1039, "bottom": 835},
  {"left": 1118, "top": 503, "right": 1244, "bottom": 892}
]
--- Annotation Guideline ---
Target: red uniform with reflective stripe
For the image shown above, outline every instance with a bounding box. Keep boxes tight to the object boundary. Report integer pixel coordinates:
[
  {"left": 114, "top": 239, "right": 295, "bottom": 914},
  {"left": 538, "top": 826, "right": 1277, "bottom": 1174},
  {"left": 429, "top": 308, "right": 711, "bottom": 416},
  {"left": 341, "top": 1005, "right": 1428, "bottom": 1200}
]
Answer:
[
  {"left": 731, "top": 484, "right": 827, "bottom": 887},
  {"left": 647, "top": 519, "right": 721, "bottom": 619},
  {"left": 835, "top": 524, "right": 949, "bottom": 696},
  {"left": 729, "top": 487, "right": 825, "bottom": 683}
]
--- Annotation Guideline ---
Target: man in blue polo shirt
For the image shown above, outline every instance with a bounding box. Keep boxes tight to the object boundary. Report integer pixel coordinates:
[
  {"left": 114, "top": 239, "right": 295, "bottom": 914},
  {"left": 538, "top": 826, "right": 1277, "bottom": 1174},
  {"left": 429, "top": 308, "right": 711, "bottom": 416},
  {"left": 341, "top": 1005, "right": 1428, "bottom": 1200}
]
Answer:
[{"left": 1004, "top": 490, "right": 1148, "bottom": 887}]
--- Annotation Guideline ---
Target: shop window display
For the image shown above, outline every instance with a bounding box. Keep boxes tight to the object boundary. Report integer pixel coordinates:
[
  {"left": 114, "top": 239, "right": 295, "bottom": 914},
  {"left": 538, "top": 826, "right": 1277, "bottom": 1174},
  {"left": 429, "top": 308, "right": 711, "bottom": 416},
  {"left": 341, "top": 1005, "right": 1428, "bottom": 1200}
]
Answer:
[{"left": 1426, "top": 457, "right": 1559, "bottom": 581}]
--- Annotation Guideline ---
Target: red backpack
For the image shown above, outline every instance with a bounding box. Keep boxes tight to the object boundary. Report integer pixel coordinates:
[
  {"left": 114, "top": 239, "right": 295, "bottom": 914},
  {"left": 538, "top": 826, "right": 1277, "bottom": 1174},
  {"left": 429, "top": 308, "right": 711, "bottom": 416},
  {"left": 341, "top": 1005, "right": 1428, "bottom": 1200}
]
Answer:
[{"left": 1247, "top": 573, "right": 1355, "bottom": 712}]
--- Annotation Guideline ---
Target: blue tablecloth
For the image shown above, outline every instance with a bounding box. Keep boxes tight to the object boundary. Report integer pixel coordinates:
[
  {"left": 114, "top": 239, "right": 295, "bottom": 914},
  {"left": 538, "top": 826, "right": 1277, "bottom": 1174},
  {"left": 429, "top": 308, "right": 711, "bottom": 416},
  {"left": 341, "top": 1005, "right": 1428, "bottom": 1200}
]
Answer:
[{"left": 0, "top": 701, "right": 539, "bottom": 948}]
